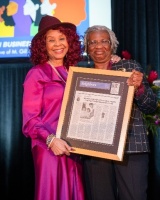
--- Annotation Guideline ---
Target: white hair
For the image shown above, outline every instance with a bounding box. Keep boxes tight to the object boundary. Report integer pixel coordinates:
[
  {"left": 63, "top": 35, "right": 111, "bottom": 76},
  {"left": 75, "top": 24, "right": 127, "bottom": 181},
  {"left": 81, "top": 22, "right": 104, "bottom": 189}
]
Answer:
[{"left": 84, "top": 25, "right": 119, "bottom": 54}]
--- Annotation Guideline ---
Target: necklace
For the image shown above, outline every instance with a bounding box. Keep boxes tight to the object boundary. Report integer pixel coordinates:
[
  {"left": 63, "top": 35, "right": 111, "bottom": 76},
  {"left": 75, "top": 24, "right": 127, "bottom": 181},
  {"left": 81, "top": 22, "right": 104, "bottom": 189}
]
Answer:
[{"left": 48, "top": 61, "right": 67, "bottom": 84}]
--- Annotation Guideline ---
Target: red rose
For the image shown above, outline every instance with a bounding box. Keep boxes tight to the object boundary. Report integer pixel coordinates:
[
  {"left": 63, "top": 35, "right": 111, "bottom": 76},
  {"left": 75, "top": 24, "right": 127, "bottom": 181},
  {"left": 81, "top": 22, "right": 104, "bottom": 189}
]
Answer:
[
  {"left": 122, "top": 50, "right": 131, "bottom": 60},
  {"left": 147, "top": 70, "right": 158, "bottom": 84}
]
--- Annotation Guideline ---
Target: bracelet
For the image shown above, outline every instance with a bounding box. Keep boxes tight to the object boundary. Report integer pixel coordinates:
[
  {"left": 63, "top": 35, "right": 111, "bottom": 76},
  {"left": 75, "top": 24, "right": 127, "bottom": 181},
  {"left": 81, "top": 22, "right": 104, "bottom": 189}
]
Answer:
[{"left": 46, "top": 134, "right": 56, "bottom": 148}]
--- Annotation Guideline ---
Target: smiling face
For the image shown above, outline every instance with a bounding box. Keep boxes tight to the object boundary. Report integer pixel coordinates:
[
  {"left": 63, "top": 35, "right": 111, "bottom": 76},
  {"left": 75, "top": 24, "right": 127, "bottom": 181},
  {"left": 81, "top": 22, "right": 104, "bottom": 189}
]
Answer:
[
  {"left": 23, "top": 0, "right": 34, "bottom": 15},
  {"left": 0, "top": 6, "right": 5, "bottom": 22},
  {"left": 87, "top": 30, "right": 112, "bottom": 68},
  {"left": 23, "top": 0, "right": 39, "bottom": 15},
  {"left": 45, "top": 29, "right": 69, "bottom": 65},
  {"left": 40, "top": 0, "right": 57, "bottom": 15},
  {"left": 6, "top": 1, "right": 18, "bottom": 16}
]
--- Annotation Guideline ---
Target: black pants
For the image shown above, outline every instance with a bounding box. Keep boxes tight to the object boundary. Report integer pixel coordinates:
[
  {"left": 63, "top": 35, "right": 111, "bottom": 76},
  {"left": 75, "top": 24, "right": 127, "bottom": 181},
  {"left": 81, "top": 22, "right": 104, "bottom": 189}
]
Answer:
[{"left": 83, "top": 153, "right": 149, "bottom": 200}]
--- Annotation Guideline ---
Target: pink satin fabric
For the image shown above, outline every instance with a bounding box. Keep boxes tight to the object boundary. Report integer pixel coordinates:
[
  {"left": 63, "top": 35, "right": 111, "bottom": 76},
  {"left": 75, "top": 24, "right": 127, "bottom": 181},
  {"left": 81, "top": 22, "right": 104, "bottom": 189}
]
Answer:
[
  {"left": 32, "top": 146, "right": 84, "bottom": 200},
  {"left": 22, "top": 63, "right": 85, "bottom": 200}
]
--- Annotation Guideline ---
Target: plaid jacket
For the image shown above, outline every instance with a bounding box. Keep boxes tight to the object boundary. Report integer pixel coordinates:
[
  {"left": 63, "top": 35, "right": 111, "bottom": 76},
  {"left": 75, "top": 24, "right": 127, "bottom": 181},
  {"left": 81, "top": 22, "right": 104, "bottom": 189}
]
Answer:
[{"left": 112, "top": 60, "right": 157, "bottom": 153}]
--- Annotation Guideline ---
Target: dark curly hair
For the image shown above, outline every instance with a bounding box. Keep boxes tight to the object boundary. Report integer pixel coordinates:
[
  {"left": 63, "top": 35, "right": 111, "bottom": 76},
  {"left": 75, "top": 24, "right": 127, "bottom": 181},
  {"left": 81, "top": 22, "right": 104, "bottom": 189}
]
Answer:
[{"left": 29, "top": 26, "right": 82, "bottom": 69}]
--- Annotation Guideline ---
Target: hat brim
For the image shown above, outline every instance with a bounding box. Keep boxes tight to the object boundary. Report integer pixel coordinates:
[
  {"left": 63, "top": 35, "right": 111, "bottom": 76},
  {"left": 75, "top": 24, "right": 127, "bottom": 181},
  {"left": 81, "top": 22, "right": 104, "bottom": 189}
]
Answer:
[{"left": 32, "top": 22, "right": 76, "bottom": 41}]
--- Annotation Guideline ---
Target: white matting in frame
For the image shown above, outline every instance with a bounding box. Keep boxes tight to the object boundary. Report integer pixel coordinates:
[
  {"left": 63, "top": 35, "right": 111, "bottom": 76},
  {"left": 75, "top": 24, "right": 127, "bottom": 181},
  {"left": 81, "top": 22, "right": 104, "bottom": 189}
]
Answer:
[{"left": 56, "top": 66, "right": 135, "bottom": 161}]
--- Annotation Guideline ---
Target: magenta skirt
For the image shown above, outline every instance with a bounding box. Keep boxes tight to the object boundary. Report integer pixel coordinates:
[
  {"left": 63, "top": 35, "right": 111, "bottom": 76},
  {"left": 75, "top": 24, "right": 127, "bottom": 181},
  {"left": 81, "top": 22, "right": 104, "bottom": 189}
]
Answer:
[{"left": 32, "top": 145, "right": 85, "bottom": 200}]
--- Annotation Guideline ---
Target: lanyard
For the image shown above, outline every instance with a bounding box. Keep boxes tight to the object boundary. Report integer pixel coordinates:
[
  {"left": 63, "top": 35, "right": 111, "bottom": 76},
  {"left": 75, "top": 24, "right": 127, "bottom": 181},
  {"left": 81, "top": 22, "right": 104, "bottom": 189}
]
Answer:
[{"left": 48, "top": 61, "right": 67, "bottom": 84}]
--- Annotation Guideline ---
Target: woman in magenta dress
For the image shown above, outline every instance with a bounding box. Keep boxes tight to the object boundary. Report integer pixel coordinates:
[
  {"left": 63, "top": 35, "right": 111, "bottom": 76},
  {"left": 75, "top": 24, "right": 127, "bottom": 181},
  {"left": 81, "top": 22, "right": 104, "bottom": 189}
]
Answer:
[{"left": 22, "top": 15, "right": 85, "bottom": 200}]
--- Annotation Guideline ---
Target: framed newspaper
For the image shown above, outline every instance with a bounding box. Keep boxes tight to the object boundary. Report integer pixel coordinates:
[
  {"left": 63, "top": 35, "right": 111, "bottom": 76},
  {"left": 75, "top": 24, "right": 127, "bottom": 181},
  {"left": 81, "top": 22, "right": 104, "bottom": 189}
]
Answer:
[{"left": 56, "top": 66, "right": 135, "bottom": 161}]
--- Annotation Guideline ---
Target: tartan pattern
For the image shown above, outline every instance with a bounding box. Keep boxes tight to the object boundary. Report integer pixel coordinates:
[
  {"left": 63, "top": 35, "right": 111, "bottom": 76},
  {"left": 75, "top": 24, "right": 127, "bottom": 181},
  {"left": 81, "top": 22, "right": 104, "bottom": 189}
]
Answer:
[{"left": 112, "top": 60, "right": 157, "bottom": 153}]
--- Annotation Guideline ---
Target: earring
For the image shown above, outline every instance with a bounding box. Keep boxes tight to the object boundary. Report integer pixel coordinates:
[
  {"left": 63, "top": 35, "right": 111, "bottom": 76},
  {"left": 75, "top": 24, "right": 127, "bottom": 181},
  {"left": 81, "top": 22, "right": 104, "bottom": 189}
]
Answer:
[{"left": 87, "top": 54, "right": 90, "bottom": 64}]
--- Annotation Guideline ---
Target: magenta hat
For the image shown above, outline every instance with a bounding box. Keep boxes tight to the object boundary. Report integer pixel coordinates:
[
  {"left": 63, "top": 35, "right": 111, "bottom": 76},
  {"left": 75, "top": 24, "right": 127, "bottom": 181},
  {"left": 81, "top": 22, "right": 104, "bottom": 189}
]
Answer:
[{"left": 32, "top": 15, "right": 76, "bottom": 41}]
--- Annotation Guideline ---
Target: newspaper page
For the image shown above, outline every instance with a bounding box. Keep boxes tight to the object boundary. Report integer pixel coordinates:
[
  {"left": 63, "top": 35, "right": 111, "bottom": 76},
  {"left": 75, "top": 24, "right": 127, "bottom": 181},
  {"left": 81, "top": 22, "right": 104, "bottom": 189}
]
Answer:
[{"left": 67, "top": 79, "right": 122, "bottom": 145}]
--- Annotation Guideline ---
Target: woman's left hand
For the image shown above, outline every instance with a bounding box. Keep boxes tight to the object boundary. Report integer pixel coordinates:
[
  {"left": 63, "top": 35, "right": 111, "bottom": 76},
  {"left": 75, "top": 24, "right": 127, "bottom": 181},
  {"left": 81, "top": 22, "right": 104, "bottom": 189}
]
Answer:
[
  {"left": 50, "top": 138, "right": 72, "bottom": 156},
  {"left": 127, "top": 69, "right": 143, "bottom": 88},
  {"left": 111, "top": 55, "right": 121, "bottom": 63}
]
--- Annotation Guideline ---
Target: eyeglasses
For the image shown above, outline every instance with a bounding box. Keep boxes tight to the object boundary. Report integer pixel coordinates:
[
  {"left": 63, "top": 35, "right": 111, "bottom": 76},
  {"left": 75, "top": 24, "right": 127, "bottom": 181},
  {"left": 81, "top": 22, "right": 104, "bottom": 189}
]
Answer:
[{"left": 88, "top": 39, "right": 111, "bottom": 48}]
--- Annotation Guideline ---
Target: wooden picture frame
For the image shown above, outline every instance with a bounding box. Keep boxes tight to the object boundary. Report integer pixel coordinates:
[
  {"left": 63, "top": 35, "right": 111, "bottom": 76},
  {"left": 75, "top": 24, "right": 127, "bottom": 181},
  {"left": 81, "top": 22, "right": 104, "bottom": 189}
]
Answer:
[{"left": 56, "top": 66, "right": 135, "bottom": 161}]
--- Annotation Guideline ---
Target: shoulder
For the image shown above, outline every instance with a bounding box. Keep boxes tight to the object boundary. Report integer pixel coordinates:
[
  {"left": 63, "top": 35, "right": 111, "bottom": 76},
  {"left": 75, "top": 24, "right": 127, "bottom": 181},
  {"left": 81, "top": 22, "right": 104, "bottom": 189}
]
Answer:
[
  {"left": 24, "top": 64, "right": 43, "bottom": 81},
  {"left": 112, "top": 59, "right": 143, "bottom": 73},
  {"left": 24, "top": 63, "right": 52, "bottom": 83}
]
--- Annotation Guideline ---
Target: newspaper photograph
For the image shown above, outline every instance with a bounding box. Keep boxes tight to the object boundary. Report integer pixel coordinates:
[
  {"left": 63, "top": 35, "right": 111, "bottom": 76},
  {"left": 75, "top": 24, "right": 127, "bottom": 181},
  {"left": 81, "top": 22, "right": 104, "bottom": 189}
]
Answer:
[
  {"left": 56, "top": 67, "right": 134, "bottom": 160},
  {"left": 66, "top": 78, "right": 122, "bottom": 145}
]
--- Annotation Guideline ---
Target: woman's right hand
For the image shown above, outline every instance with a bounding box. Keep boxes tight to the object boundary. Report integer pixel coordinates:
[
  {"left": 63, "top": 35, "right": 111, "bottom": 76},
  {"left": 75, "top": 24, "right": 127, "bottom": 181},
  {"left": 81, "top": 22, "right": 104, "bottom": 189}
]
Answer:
[{"left": 50, "top": 138, "right": 72, "bottom": 156}]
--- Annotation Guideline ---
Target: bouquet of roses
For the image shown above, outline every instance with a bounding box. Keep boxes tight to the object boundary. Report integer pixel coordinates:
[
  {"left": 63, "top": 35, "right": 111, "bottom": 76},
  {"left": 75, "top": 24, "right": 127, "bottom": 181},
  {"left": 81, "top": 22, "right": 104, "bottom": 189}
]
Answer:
[
  {"left": 121, "top": 50, "right": 160, "bottom": 134},
  {"left": 143, "top": 70, "right": 160, "bottom": 134}
]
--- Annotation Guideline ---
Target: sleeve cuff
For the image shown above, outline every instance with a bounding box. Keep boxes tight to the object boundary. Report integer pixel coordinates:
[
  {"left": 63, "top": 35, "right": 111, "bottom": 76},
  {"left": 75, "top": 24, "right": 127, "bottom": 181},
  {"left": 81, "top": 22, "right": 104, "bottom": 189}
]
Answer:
[{"left": 135, "top": 84, "right": 145, "bottom": 96}]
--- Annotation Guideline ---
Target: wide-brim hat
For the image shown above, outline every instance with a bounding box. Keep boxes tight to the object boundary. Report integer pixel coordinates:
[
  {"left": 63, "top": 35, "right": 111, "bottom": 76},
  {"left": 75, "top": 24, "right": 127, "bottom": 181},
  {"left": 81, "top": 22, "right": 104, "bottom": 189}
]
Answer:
[{"left": 32, "top": 15, "right": 76, "bottom": 41}]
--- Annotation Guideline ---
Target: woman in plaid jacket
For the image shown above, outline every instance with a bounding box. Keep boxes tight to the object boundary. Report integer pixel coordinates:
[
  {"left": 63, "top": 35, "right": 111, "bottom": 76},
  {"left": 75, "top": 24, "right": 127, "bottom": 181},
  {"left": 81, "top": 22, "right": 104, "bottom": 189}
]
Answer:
[{"left": 83, "top": 25, "right": 157, "bottom": 200}]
